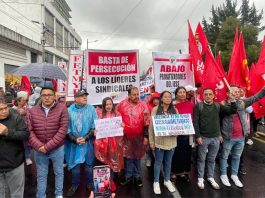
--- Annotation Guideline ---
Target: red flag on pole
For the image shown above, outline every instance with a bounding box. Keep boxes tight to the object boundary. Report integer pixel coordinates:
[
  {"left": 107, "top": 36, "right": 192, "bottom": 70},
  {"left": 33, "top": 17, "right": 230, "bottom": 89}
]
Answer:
[
  {"left": 251, "top": 36, "right": 265, "bottom": 118},
  {"left": 228, "top": 32, "right": 250, "bottom": 93},
  {"left": 20, "top": 76, "right": 32, "bottom": 95},
  {"left": 215, "top": 51, "right": 227, "bottom": 77},
  {"left": 188, "top": 21, "right": 204, "bottom": 84},
  {"left": 195, "top": 22, "right": 210, "bottom": 55},
  {"left": 201, "top": 49, "right": 227, "bottom": 102}
]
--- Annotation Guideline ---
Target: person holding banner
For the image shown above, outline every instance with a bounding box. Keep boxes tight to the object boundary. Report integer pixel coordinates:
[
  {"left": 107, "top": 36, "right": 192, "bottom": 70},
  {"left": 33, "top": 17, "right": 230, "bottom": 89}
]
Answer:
[
  {"left": 91, "top": 97, "right": 123, "bottom": 198},
  {"left": 116, "top": 86, "right": 150, "bottom": 187},
  {"left": 149, "top": 91, "right": 178, "bottom": 195},
  {"left": 65, "top": 90, "right": 98, "bottom": 197},
  {"left": 193, "top": 88, "right": 237, "bottom": 190},
  {"left": 171, "top": 87, "right": 194, "bottom": 182}
]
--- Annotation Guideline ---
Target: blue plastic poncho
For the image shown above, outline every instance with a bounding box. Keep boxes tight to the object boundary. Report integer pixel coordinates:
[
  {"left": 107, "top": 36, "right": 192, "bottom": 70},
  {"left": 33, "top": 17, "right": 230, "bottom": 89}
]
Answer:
[{"left": 65, "top": 103, "right": 98, "bottom": 170}]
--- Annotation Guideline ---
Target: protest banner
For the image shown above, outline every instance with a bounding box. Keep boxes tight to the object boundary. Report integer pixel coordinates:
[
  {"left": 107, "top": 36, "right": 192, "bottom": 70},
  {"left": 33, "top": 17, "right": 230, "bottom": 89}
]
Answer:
[
  {"left": 94, "top": 116, "right": 123, "bottom": 139},
  {"left": 86, "top": 49, "right": 139, "bottom": 105},
  {"left": 152, "top": 52, "right": 195, "bottom": 97},
  {"left": 57, "top": 61, "right": 67, "bottom": 96},
  {"left": 140, "top": 65, "right": 154, "bottom": 94},
  {"left": 152, "top": 114, "right": 195, "bottom": 136},
  {"left": 66, "top": 50, "right": 86, "bottom": 101},
  {"left": 93, "top": 165, "right": 111, "bottom": 198}
]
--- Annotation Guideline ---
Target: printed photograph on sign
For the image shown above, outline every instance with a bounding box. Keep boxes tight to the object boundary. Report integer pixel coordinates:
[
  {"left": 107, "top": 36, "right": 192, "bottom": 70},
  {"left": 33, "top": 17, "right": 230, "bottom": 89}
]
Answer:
[{"left": 93, "top": 165, "right": 111, "bottom": 198}]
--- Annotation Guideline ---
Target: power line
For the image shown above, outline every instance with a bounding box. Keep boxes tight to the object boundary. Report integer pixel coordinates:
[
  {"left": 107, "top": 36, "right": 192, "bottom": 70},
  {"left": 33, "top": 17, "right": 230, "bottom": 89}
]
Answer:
[
  {"left": 0, "top": 8, "right": 41, "bottom": 35},
  {"left": 95, "top": 0, "right": 143, "bottom": 47},
  {"left": 76, "top": 29, "right": 186, "bottom": 41},
  {"left": 0, "top": 0, "right": 42, "bottom": 32}
]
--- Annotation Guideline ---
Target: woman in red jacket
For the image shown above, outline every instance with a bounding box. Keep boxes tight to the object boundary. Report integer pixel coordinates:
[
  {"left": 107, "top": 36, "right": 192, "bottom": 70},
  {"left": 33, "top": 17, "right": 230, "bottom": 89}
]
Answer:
[{"left": 92, "top": 97, "right": 124, "bottom": 198}]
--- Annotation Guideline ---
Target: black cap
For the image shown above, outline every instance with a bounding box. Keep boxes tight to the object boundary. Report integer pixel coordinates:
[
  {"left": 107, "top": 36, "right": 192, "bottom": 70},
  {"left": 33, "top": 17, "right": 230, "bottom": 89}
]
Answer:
[{"left": 74, "top": 90, "right": 89, "bottom": 97}]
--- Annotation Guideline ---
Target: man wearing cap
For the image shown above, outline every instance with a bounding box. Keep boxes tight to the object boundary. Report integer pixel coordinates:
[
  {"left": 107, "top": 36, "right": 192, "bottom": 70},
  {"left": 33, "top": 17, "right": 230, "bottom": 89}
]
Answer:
[
  {"left": 65, "top": 90, "right": 98, "bottom": 197},
  {"left": 28, "top": 87, "right": 69, "bottom": 198}
]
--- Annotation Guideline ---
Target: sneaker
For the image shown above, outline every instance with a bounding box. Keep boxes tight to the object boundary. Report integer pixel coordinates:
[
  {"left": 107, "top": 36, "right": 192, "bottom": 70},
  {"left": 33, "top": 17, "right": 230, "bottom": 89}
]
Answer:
[
  {"left": 120, "top": 177, "right": 132, "bottom": 186},
  {"left": 207, "top": 178, "right": 220, "bottom": 190},
  {"left": 146, "top": 159, "right": 151, "bottom": 167},
  {"left": 135, "top": 177, "right": 143, "bottom": 187},
  {"left": 246, "top": 139, "right": 254, "bottom": 145},
  {"left": 220, "top": 175, "right": 231, "bottom": 187},
  {"left": 153, "top": 182, "right": 161, "bottom": 194},
  {"left": 66, "top": 185, "right": 79, "bottom": 197},
  {"left": 163, "top": 180, "right": 176, "bottom": 193},
  {"left": 197, "top": 178, "right": 204, "bottom": 190},
  {"left": 231, "top": 175, "right": 244, "bottom": 188},
  {"left": 56, "top": 196, "right": 63, "bottom": 198},
  {"left": 25, "top": 158, "right": 32, "bottom": 166},
  {"left": 239, "top": 168, "right": 247, "bottom": 175}
]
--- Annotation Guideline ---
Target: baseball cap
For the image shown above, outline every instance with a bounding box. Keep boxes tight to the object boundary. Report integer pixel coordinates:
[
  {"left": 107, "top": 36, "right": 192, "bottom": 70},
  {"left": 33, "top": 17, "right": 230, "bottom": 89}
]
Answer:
[{"left": 74, "top": 90, "right": 89, "bottom": 97}]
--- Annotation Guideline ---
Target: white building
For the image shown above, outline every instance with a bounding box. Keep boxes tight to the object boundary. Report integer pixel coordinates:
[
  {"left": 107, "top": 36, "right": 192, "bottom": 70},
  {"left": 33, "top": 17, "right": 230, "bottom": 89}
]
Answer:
[{"left": 0, "top": 0, "right": 81, "bottom": 89}]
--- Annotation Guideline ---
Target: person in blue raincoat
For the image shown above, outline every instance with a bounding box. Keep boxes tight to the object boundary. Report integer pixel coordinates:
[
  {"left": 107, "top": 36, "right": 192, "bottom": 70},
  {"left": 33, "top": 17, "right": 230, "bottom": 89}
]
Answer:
[{"left": 65, "top": 90, "right": 98, "bottom": 197}]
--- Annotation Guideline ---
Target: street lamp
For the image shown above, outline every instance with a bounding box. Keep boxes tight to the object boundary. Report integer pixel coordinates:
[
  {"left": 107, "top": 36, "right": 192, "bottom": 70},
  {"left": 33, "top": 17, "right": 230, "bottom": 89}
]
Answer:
[{"left": 87, "top": 39, "right": 99, "bottom": 49}]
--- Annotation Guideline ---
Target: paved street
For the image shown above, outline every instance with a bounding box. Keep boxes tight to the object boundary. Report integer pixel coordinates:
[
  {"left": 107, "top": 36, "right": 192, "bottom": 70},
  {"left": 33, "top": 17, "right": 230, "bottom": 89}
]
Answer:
[{"left": 24, "top": 139, "right": 265, "bottom": 198}]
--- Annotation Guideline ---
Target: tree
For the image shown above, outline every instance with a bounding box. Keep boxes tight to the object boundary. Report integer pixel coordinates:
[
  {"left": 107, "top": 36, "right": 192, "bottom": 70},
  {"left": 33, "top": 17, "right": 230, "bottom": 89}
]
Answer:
[{"left": 202, "top": 0, "right": 263, "bottom": 70}]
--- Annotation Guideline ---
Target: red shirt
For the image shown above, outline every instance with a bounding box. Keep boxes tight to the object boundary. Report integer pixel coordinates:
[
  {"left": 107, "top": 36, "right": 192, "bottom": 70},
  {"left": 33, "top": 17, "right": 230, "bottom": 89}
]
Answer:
[{"left": 231, "top": 114, "right": 244, "bottom": 139}]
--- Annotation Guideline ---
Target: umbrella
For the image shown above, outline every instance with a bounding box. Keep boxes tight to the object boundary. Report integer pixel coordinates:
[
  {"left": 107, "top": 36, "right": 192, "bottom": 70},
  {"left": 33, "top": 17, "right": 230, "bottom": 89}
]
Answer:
[{"left": 10, "top": 62, "right": 67, "bottom": 81}]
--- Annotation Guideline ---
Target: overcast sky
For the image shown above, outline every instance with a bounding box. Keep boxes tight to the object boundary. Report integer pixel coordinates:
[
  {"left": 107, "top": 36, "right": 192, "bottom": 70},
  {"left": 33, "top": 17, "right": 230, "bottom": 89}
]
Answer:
[{"left": 66, "top": 0, "right": 265, "bottom": 73}]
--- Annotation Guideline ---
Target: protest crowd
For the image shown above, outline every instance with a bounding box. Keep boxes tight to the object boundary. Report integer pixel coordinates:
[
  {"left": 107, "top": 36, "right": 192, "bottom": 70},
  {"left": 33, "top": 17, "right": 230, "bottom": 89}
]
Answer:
[{"left": 1, "top": 23, "right": 265, "bottom": 198}]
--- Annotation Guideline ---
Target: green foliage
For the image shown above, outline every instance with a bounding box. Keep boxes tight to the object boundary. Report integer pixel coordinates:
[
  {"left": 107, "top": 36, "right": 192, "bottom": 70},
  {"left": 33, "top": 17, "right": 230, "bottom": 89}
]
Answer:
[{"left": 202, "top": 0, "right": 263, "bottom": 70}]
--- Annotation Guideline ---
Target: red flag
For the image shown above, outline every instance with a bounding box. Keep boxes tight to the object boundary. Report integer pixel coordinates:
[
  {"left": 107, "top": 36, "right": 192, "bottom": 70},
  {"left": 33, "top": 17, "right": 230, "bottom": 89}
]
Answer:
[
  {"left": 188, "top": 21, "right": 204, "bottom": 84},
  {"left": 201, "top": 49, "right": 227, "bottom": 102},
  {"left": 228, "top": 32, "right": 250, "bottom": 92},
  {"left": 215, "top": 51, "right": 227, "bottom": 77},
  {"left": 251, "top": 36, "right": 265, "bottom": 118},
  {"left": 195, "top": 22, "right": 210, "bottom": 55},
  {"left": 20, "top": 76, "right": 31, "bottom": 95},
  {"left": 52, "top": 79, "right": 58, "bottom": 92}
]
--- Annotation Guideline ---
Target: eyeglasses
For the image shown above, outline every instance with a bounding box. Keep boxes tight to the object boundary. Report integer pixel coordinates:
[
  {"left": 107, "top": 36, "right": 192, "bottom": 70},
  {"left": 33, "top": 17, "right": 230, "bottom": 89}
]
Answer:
[{"left": 41, "top": 94, "right": 54, "bottom": 98}]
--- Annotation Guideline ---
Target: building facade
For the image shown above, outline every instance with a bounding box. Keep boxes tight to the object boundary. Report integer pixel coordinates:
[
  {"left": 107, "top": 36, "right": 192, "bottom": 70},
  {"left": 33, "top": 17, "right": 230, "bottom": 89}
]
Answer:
[{"left": 0, "top": 0, "right": 81, "bottom": 89}]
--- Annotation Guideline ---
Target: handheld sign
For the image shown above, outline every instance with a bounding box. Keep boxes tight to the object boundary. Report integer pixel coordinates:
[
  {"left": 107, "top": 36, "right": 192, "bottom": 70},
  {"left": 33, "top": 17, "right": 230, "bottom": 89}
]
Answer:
[
  {"left": 152, "top": 114, "right": 195, "bottom": 136},
  {"left": 95, "top": 116, "right": 123, "bottom": 139},
  {"left": 93, "top": 165, "right": 111, "bottom": 198}
]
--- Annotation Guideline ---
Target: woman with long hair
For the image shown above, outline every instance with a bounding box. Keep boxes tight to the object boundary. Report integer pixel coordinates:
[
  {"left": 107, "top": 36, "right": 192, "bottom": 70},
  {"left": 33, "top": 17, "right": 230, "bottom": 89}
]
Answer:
[
  {"left": 171, "top": 86, "right": 194, "bottom": 182},
  {"left": 92, "top": 97, "right": 124, "bottom": 198},
  {"left": 149, "top": 91, "right": 178, "bottom": 195}
]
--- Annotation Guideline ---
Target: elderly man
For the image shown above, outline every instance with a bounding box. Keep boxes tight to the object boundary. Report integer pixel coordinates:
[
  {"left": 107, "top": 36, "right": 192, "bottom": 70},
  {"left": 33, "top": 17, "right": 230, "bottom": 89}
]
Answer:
[
  {"left": 0, "top": 97, "right": 29, "bottom": 197},
  {"left": 65, "top": 90, "right": 98, "bottom": 197},
  {"left": 28, "top": 87, "right": 68, "bottom": 198},
  {"left": 116, "top": 86, "right": 150, "bottom": 187}
]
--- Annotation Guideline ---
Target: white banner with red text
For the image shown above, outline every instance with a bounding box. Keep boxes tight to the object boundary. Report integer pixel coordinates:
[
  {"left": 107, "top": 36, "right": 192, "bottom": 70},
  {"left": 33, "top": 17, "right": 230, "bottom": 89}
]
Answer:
[
  {"left": 57, "top": 61, "right": 67, "bottom": 96},
  {"left": 66, "top": 50, "right": 87, "bottom": 101},
  {"left": 86, "top": 49, "right": 139, "bottom": 105},
  {"left": 152, "top": 52, "right": 195, "bottom": 96}
]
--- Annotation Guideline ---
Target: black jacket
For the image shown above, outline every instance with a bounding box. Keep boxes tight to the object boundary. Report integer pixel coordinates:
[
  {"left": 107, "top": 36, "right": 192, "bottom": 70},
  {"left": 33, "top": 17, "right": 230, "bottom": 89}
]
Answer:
[{"left": 0, "top": 108, "right": 29, "bottom": 172}]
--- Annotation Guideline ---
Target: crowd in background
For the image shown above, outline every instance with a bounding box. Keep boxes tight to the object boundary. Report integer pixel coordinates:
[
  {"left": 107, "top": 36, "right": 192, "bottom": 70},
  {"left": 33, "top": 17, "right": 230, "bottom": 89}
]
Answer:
[{"left": 0, "top": 82, "right": 265, "bottom": 198}]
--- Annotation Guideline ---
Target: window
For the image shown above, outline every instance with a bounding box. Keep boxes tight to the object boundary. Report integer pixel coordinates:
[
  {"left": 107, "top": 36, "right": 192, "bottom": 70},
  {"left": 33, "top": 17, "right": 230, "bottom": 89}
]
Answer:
[
  {"left": 45, "top": 52, "right": 53, "bottom": 63},
  {"left": 44, "top": 9, "right": 54, "bottom": 46},
  {"left": 56, "top": 20, "right": 63, "bottom": 51}
]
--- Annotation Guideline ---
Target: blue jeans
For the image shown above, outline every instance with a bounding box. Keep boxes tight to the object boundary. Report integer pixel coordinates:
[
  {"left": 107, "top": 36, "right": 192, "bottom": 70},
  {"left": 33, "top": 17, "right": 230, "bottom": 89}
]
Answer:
[
  {"left": 197, "top": 137, "right": 220, "bottom": 178},
  {"left": 154, "top": 148, "right": 175, "bottom": 182},
  {"left": 72, "top": 164, "right": 93, "bottom": 186},
  {"left": 125, "top": 159, "right": 141, "bottom": 178},
  {"left": 24, "top": 146, "right": 31, "bottom": 159},
  {"left": 34, "top": 146, "right": 64, "bottom": 198},
  {"left": 220, "top": 138, "right": 245, "bottom": 176}
]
